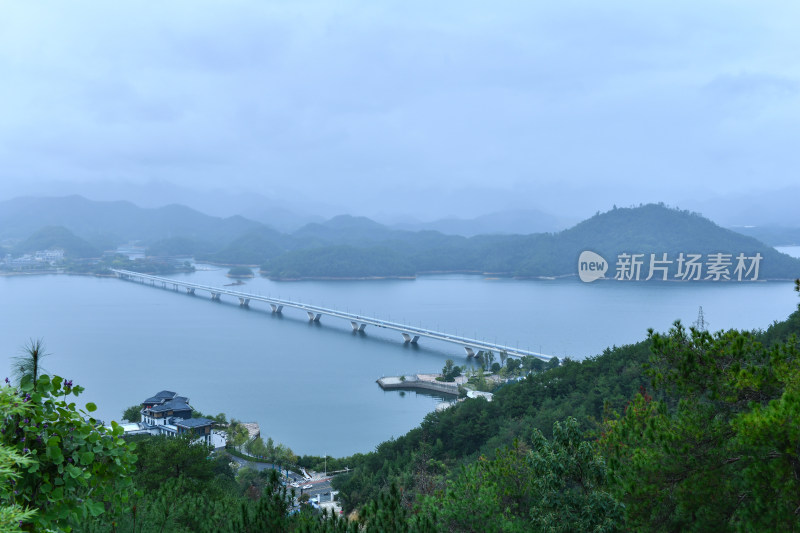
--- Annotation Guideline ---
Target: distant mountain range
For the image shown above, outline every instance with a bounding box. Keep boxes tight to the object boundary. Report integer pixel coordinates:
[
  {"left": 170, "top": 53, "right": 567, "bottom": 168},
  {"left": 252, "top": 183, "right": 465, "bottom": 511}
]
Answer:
[
  {"left": 1, "top": 196, "right": 798, "bottom": 280},
  {"left": 0, "top": 195, "right": 262, "bottom": 250}
]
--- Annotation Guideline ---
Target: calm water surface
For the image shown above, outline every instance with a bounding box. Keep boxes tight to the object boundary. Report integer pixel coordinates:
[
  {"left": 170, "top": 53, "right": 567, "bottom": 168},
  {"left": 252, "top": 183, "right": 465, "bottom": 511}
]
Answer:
[{"left": 1, "top": 250, "right": 798, "bottom": 456}]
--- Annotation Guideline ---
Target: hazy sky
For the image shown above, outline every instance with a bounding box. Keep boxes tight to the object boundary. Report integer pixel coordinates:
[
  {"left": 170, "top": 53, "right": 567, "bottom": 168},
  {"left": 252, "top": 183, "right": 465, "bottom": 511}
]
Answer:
[{"left": 1, "top": 1, "right": 799, "bottom": 221}]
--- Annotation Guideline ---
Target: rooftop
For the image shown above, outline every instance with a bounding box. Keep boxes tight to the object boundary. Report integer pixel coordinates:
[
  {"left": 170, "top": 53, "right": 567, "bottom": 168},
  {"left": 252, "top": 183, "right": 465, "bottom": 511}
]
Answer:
[
  {"left": 176, "top": 417, "right": 214, "bottom": 429},
  {"left": 149, "top": 398, "right": 192, "bottom": 413},
  {"left": 143, "top": 390, "right": 178, "bottom": 404}
]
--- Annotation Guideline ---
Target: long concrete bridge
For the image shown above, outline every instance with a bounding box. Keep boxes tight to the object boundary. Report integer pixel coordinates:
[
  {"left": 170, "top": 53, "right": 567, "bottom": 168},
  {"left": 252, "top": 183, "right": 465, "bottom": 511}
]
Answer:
[{"left": 112, "top": 269, "right": 554, "bottom": 361}]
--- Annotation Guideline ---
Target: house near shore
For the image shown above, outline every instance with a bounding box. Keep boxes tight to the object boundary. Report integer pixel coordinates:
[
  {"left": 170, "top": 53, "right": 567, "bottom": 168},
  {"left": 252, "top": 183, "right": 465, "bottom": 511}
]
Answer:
[{"left": 120, "top": 390, "right": 226, "bottom": 447}]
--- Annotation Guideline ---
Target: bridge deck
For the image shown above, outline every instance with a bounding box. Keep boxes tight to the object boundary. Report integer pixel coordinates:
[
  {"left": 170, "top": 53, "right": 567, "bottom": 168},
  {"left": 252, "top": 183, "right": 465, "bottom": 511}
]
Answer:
[{"left": 111, "top": 269, "right": 554, "bottom": 361}]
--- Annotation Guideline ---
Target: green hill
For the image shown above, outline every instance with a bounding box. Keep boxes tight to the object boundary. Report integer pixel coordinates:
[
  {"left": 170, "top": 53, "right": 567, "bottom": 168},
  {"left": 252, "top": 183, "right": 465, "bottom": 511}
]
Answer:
[
  {"left": 12, "top": 226, "right": 99, "bottom": 258},
  {"left": 515, "top": 203, "right": 800, "bottom": 279},
  {"left": 258, "top": 204, "right": 800, "bottom": 280}
]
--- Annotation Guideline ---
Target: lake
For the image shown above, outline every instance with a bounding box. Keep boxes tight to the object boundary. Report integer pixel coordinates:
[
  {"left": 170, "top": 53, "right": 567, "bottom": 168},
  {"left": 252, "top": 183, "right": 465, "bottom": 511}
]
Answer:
[{"left": 1, "top": 246, "right": 798, "bottom": 456}]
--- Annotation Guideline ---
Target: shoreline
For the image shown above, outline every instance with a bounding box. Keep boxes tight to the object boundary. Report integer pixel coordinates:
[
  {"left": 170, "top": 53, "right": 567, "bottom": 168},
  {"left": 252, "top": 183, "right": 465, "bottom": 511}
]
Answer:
[
  {"left": 3, "top": 264, "right": 795, "bottom": 283},
  {"left": 0, "top": 269, "right": 191, "bottom": 279},
  {"left": 262, "top": 274, "right": 418, "bottom": 281}
]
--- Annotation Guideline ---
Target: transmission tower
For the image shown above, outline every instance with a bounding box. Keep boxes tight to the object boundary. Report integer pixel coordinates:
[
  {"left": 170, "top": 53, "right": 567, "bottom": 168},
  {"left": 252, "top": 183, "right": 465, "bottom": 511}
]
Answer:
[{"left": 693, "top": 306, "right": 708, "bottom": 332}]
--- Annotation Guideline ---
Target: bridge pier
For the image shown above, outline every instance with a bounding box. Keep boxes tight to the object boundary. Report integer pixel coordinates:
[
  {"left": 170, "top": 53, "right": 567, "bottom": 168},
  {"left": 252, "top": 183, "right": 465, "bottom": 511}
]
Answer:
[
  {"left": 307, "top": 312, "right": 322, "bottom": 322},
  {"left": 185, "top": 288, "right": 195, "bottom": 295},
  {"left": 402, "top": 333, "right": 420, "bottom": 344},
  {"left": 211, "top": 292, "right": 221, "bottom": 301},
  {"left": 239, "top": 297, "right": 250, "bottom": 307},
  {"left": 350, "top": 321, "right": 367, "bottom": 332},
  {"left": 270, "top": 304, "right": 283, "bottom": 313},
  {"left": 464, "top": 347, "right": 476, "bottom": 357}
]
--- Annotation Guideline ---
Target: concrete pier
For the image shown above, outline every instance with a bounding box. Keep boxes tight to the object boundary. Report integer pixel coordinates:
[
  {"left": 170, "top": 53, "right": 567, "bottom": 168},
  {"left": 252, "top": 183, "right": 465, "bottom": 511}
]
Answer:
[{"left": 377, "top": 374, "right": 463, "bottom": 395}]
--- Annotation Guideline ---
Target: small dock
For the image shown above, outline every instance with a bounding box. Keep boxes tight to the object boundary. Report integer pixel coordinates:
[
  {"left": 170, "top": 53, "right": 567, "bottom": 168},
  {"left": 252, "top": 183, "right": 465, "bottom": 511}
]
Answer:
[{"left": 377, "top": 374, "right": 464, "bottom": 396}]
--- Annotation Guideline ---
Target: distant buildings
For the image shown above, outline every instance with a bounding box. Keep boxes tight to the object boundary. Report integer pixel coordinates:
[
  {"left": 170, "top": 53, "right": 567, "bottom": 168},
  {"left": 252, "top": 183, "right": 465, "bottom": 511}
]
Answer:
[
  {"left": 0, "top": 248, "right": 65, "bottom": 271},
  {"left": 34, "top": 249, "right": 65, "bottom": 263}
]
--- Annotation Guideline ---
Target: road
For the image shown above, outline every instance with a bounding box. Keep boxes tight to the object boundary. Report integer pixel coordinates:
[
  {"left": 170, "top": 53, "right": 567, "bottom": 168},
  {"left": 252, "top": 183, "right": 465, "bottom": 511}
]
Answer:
[
  {"left": 227, "top": 453, "right": 336, "bottom": 502},
  {"left": 289, "top": 477, "right": 335, "bottom": 502}
]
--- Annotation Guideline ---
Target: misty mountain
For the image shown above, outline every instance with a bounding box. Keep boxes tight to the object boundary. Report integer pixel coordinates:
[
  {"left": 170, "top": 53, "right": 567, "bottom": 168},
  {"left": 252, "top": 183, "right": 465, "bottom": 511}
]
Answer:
[
  {"left": 293, "top": 215, "right": 400, "bottom": 244},
  {"left": 546, "top": 204, "right": 798, "bottom": 279},
  {"left": 12, "top": 226, "right": 100, "bottom": 258},
  {"left": 197, "top": 227, "right": 289, "bottom": 265},
  {"left": 240, "top": 206, "right": 325, "bottom": 233},
  {"left": 0, "top": 195, "right": 263, "bottom": 248},
  {"left": 390, "top": 209, "right": 572, "bottom": 236},
  {"left": 687, "top": 186, "right": 800, "bottom": 227},
  {"left": 4, "top": 179, "right": 344, "bottom": 223},
  {"left": 4, "top": 196, "right": 796, "bottom": 281},
  {"left": 144, "top": 237, "right": 217, "bottom": 258},
  {"left": 262, "top": 204, "right": 800, "bottom": 280},
  {"left": 292, "top": 215, "right": 460, "bottom": 250},
  {"left": 727, "top": 226, "right": 800, "bottom": 247}
]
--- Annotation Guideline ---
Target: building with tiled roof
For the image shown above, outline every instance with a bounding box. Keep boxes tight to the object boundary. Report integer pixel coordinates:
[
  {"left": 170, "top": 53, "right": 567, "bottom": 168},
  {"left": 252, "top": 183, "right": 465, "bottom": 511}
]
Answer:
[{"left": 134, "top": 390, "right": 219, "bottom": 446}]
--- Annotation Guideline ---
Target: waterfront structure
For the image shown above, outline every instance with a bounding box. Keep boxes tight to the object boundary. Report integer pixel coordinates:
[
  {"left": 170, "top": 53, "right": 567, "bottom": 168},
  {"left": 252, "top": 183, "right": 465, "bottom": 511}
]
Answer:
[{"left": 377, "top": 374, "right": 463, "bottom": 395}]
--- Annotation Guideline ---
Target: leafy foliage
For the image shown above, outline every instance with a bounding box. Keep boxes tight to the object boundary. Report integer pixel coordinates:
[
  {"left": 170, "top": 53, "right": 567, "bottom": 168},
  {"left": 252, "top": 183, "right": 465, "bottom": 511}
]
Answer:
[
  {"left": 227, "top": 419, "right": 251, "bottom": 448},
  {"left": 11, "top": 339, "right": 49, "bottom": 392},
  {"left": 600, "top": 319, "right": 800, "bottom": 532},
  {"left": 419, "top": 418, "right": 622, "bottom": 532},
  {"left": 122, "top": 404, "right": 142, "bottom": 423},
  {"left": 90, "top": 434, "right": 241, "bottom": 533},
  {"left": 0, "top": 386, "right": 37, "bottom": 531},
  {"left": 439, "top": 360, "right": 460, "bottom": 382},
  {"left": 246, "top": 436, "right": 297, "bottom": 465},
  {"left": 1, "top": 375, "right": 136, "bottom": 531}
]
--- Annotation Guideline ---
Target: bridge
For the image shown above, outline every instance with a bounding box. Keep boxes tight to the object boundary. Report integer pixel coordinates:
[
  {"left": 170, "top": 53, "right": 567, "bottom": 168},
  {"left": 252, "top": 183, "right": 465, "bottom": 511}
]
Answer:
[{"left": 111, "top": 269, "right": 554, "bottom": 361}]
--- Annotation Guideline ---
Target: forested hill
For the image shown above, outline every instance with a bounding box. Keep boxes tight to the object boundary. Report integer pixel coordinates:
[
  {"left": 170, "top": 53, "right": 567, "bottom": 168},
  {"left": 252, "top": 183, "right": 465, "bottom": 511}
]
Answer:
[
  {"left": 262, "top": 204, "right": 800, "bottom": 280},
  {"left": 12, "top": 226, "right": 100, "bottom": 258},
  {"left": 537, "top": 204, "right": 799, "bottom": 279},
  {"left": 331, "top": 303, "right": 800, "bottom": 521}
]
